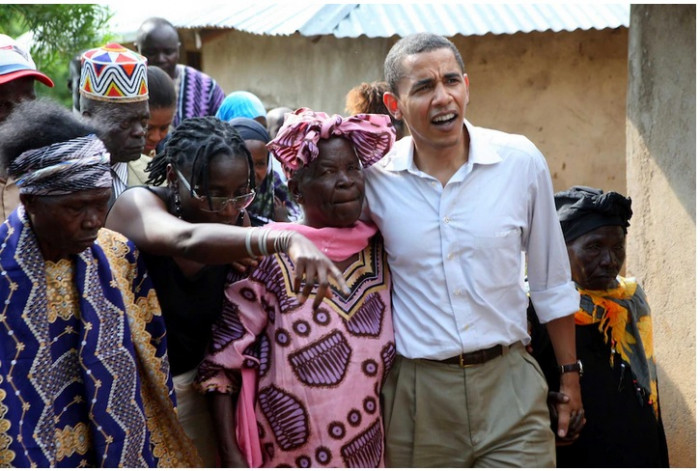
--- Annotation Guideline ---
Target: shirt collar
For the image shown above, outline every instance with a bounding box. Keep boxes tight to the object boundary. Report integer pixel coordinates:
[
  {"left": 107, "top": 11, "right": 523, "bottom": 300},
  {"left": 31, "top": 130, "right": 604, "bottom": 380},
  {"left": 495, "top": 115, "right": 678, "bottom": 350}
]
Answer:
[{"left": 377, "top": 119, "right": 502, "bottom": 173}]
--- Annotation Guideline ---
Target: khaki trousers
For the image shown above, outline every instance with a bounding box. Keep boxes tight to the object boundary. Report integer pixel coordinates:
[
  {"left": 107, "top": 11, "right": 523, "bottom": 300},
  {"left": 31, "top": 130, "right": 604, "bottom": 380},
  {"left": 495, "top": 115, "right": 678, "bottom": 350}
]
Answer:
[
  {"left": 173, "top": 369, "right": 219, "bottom": 467},
  {"left": 382, "top": 343, "right": 555, "bottom": 467}
]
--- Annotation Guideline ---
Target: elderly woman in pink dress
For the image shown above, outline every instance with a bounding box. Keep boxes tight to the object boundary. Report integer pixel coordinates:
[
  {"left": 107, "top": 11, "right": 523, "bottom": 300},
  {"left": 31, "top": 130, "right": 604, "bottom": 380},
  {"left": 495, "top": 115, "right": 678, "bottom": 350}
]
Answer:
[{"left": 196, "top": 108, "right": 396, "bottom": 467}]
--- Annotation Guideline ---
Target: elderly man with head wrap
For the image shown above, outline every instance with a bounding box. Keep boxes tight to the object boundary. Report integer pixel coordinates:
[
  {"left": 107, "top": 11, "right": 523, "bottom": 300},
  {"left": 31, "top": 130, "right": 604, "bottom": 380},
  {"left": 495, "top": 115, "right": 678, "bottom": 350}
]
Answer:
[
  {"left": 0, "top": 99, "right": 201, "bottom": 467},
  {"left": 528, "top": 186, "right": 669, "bottom": 467}
]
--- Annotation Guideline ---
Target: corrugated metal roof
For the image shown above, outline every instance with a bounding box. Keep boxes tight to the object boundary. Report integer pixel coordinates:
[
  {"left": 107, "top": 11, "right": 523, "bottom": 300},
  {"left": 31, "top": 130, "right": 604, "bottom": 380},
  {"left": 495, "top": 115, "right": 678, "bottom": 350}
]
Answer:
[{"left": 109, "top": 3, "right": 630, "bottom": 39}]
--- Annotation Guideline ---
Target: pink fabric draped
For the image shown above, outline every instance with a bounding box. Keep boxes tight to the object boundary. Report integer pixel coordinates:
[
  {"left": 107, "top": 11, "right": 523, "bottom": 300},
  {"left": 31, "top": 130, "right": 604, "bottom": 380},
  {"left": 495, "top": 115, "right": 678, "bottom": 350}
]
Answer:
[
  {"left": 266, "top": 107, "right": 395, "bottom": 179},
  {"left": 268, "top": 220, "right": 378, "bottom": 262}
]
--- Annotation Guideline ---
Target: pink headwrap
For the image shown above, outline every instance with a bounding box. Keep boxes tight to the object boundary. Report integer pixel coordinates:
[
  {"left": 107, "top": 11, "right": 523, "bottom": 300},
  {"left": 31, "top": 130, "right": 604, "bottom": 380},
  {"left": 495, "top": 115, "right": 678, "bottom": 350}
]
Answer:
[{"left": 267, "top": 107, "right": 396, "bottom": 179}]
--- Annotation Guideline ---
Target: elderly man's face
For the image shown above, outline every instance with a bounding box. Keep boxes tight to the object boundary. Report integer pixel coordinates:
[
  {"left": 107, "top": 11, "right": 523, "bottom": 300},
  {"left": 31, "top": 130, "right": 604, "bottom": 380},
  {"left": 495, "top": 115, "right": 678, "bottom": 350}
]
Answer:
[
  {"left": 138, "top": 25, "right": 180, "bottom": 79},
  {"left": 22, "top": 188, "right": 112, "bottom": 262},
  {"left": 90, "top": 101, "right": 150, "bottom": 164},
  {"left": 567, "top": 225, "right": 626, "bottom": 291},
  {"left": 0, "top": 77, "right": 36, "bottom": 122}
]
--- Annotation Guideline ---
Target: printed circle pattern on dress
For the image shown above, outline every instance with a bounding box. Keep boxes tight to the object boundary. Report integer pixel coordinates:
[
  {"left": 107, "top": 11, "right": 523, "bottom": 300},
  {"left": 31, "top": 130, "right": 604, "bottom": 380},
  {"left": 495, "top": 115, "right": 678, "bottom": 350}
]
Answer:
[
  {"left": 313, "top": 308, "right": 331, "bottom": 326},
  {"left": 292, "top": 320, "right": 311, "bottom": 337},
  {"left": 315, "top": 446, "right": 332, "bottom": 465},
  {"left": 328, "top": 421, "right": 346, "bottom": 440},
  {"left": 263, "top": 297, "right": 276, "bottom": 323},
  {"left": 347, "top": 408, "right": 362, "bottom": 427},
  {"left": 295, "top": 455, "right": 312, "bottom": 467},
  {"left": 363, "top": 396, "right": 376, "bottom": 415},
  {"left": 361, "top": 359, "right": 378, "bottom": 377},
  {"left": 275, "top": 328, "right": 291, "bottom": 347},
  {"left": 240, "top": 286, "right": 257, "bottom": 302}
]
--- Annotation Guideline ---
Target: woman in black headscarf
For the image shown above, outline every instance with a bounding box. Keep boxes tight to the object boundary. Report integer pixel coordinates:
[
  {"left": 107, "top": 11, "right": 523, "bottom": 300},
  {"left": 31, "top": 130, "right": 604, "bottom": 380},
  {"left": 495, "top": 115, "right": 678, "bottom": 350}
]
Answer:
[{"left": 530, "top": 186, "right": 669, "bottom": 467}]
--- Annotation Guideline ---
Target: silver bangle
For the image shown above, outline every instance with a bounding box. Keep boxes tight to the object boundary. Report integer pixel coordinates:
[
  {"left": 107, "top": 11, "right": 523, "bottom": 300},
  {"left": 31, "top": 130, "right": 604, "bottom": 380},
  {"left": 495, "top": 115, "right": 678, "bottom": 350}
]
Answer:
[
  {"left": 274, "top": 230, "right": 294, "bottom": 253},
  {"left": 258, "top": 229, "right": 271, "bottom": 256},
  {"left": 245, "top": 229, "right": 256, "bottom": 257}
]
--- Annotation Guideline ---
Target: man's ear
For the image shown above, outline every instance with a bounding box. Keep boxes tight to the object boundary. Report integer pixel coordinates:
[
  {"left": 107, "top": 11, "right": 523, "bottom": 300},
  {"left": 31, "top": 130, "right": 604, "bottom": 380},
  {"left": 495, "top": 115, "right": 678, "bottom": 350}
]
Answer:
[{"left": 383, "top": 92, "right": 402, "bottom": 121}]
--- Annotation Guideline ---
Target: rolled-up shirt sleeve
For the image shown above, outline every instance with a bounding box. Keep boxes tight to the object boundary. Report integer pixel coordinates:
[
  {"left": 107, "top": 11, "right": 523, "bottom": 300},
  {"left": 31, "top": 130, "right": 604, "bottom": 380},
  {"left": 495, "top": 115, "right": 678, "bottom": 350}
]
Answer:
[{"left": 524, "top": 146, "right": 580, "bottom": 323}]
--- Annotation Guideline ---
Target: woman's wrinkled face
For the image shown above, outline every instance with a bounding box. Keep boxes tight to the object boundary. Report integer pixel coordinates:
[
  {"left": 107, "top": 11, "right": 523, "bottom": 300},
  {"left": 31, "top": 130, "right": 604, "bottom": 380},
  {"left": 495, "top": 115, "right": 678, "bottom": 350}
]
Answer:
[
  {"left": 293, "top": 137, "right": 364, "bottom": 229},
  {"left": 173, "top": 152, "right": 252, "bottom": 226},
  {"left": 22, "top": 187, "right": 112, "bottom": 261},
  {"left": 567, "top": 225, "right": 626, "bottom": 291}
]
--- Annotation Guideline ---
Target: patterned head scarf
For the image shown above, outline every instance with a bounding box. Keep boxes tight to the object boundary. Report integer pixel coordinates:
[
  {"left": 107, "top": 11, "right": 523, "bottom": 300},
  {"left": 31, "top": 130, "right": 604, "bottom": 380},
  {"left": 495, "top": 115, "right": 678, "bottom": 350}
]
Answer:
[
  {"left": 216, "top": 91, "right": 266, "bottom": 122},
  {"left": 555, "top": 185, "right": 633, "bottom": 243},
  {"left": 9, "top": 134, "right": 112, "bottom": 196},
  {"left": 267, "top": 107, "right": 395, "bottom": 179},
  {"left": 80, "top": 43, "right": 148, "bottom": 102}
]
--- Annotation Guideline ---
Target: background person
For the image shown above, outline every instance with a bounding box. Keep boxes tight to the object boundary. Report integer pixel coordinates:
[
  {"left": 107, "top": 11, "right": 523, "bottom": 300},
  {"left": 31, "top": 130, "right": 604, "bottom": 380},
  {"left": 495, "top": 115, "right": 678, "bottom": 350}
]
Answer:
[
  {"left": 530, "top": 185, "right": 669, "bottom": 467},
  {"left": 364, "top": 32, "right": 582, "bottom": 467},
  {"left": 196, "top": 108, "right": 396, "bottom": 467},
  {"left": 128, "top": 66, "right": 177, "bottom": 187},
  {"left": 266, "top": 105, "right": 294, "bottom": 182},
  {"left": 106, "top": 116, "right": 348, "bottom": 466},
  {"left": 0, "top": 98, "right": 200, "bottom": 467},
  {"left": 229, "top": 117, "right": 300, "bottom": 226},
  {"left": 0, "top": 34, "right": 54, "bottom": 220},
  {"left": 79, "top": 43, "right": 150, "bottom": 205},
  {"left": 216, "top": 90, "right": 268, "bottom": 127},
  {"left": 345, "top": 80, "right": 406, "bottom": 140},
  {"left": 135, "top": 17, "right": 225, "bottom": 129}
]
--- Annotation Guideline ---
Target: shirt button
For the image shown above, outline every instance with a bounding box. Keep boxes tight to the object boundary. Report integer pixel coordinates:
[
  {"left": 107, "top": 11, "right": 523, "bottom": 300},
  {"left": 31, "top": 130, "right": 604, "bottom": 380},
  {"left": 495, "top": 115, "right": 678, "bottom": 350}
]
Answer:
[
  {"left": 447, "top": 252, "right": 454, "bottom": 260},
  {"left": 444, "top": 216, "right": 450, "bottom": 224}
]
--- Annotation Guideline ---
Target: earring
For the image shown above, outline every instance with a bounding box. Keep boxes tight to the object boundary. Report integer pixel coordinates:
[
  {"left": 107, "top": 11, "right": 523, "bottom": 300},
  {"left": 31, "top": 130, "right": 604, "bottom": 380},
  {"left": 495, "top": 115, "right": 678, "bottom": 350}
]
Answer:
[{"left": 171, "top": 184, "right": 183, "bottom": 219}]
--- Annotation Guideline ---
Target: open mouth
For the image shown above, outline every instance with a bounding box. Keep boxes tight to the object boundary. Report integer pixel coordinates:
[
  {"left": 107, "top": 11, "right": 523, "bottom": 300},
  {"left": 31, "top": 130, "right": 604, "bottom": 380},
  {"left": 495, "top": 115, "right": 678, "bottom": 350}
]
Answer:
[{"left": 431, "top": 112, "right": 458, "bottom": 126}]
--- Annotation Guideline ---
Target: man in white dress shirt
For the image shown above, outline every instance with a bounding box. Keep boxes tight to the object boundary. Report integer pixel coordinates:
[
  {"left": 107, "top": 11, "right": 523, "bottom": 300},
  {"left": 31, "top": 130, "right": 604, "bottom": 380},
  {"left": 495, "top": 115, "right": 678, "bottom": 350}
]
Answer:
[{"left": 363, "top": 32, "right": 583, "bottom": 467}]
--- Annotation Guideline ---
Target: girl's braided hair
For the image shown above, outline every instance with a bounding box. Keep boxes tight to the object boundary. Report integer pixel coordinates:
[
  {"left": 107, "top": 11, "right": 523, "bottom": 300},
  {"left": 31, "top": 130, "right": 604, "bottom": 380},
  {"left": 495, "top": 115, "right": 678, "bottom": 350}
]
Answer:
[{"left": 146, "top": 116, "right": 255, "bottom": 196}]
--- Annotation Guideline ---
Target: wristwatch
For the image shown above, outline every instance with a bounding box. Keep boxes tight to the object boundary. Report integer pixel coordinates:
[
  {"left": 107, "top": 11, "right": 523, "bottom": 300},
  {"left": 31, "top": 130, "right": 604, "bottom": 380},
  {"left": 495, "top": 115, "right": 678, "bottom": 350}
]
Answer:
[{"left": 559, "top": 359, "right": 583, "bottom": 377}]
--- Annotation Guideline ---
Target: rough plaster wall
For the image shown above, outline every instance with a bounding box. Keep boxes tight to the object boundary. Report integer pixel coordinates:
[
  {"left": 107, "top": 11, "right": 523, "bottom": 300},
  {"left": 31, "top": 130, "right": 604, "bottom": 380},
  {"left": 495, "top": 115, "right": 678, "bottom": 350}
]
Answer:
[
  {"left": 627, "top": 5, "right": 696, "bottom": 467},
  {"left": 202, "top": 28, "right": 627, "bottom": 196},
  {"left": 203, "top": 30, "right": 390, "bottom": 117},
  {"left": 454, "top": 29, "right": 628, "bottom": 194}
]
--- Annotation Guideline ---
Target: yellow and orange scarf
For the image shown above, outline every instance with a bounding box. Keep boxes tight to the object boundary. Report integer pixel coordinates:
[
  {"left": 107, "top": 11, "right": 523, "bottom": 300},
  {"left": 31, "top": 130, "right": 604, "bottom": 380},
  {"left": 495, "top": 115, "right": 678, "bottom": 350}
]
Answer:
[{"left": 574, "top": 276, "right": 660, "bottom": 418}]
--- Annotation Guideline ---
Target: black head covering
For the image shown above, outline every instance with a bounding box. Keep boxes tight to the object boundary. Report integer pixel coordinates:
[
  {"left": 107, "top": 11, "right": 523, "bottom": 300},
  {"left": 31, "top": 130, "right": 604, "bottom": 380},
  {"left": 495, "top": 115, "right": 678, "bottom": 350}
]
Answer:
[
  {"left": 554, "top": 186, "right": 633, "bottom": 243},
  {"left": 228, "top": 117, "right": 270, "bottom": 144}
]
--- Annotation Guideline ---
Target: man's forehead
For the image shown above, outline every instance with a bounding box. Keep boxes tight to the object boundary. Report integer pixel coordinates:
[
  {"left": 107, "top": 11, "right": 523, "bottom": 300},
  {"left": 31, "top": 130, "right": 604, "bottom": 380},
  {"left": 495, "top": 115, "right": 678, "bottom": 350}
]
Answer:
[{"left": 399, "top": 50, "right": 462, "bottom": 83}]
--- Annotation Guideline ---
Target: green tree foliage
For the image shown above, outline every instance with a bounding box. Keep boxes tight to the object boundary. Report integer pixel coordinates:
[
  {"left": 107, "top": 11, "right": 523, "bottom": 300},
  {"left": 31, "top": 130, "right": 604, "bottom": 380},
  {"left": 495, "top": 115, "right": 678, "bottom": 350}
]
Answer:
[{"left": 0, "top": 4, "right": 116, "bottom": 107}]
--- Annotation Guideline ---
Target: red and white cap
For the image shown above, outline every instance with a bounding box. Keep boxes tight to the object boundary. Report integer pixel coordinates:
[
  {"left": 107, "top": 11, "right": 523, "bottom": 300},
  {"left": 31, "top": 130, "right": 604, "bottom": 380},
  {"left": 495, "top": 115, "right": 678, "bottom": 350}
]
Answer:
[{"left": 0, "top": 34, "right": 54, "bottom": 87}]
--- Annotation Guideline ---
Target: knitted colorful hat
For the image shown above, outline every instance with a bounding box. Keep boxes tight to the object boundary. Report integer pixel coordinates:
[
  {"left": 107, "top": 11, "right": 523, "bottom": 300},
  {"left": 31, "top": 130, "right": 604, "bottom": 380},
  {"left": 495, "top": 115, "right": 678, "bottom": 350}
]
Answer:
[{"left": 80, "top": 43, "right": 148, "bottom": 102}]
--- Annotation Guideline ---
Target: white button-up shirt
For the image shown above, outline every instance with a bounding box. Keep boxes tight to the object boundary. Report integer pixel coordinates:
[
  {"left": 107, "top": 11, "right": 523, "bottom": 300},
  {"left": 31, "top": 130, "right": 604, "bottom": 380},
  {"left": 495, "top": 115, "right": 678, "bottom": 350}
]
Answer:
[{"left": 364, "top": 120, "right": 579, "bottom": 360}]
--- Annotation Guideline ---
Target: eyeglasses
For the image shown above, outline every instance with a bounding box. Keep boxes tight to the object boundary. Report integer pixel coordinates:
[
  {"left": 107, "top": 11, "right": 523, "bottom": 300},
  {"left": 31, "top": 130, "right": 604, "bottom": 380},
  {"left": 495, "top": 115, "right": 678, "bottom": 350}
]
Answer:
[{"left": 175, "top": 168, "right": 256, "bottom": 213}]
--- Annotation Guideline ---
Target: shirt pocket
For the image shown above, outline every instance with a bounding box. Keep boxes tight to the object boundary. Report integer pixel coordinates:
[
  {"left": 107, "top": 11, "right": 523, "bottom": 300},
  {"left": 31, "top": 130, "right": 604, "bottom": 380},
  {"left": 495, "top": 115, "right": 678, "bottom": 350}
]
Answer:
[{"left": 468, "top": 229, "right": 522, "bottom": 290}]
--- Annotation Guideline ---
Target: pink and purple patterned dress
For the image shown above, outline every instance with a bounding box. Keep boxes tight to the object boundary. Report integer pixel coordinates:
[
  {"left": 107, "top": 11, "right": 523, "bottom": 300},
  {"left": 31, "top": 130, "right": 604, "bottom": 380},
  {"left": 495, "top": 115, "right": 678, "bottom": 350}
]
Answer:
[{"left": 197, "top": 231, "right": 394, "bottom": 467}]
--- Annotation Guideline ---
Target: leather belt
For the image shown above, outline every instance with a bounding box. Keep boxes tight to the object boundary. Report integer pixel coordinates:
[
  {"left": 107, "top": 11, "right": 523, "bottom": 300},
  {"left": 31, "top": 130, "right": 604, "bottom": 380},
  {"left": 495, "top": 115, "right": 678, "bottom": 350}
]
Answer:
[{"left": 428, "top": 344, "right": 506, "bottom": 368}]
